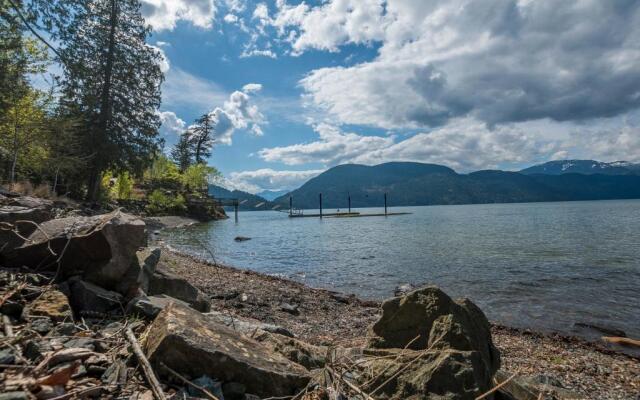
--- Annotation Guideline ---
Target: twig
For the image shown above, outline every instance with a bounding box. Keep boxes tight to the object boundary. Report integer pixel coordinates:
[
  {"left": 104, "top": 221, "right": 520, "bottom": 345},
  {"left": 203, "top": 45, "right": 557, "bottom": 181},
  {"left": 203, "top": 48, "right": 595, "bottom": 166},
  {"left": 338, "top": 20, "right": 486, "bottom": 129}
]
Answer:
[
  {"left": 0, "top": 282, "right": 27, "bottom": 308},
  {"left": 475, "top": 372, "right": 517, "bottom": 400},
  {"left": 368, "top": 335, "right": 445, "bottom": 397},
  {"left": 159, "top": 361, "right": 220, "bottom": 400},
  {"left": 2, "top": 314, "right": 15, "bottom": 337},
  {"left": 326, "top": 365, "right": 375, "bottom": 400},
  {"left": 124, "top": 327, "right": 167, "bottom": 400}
]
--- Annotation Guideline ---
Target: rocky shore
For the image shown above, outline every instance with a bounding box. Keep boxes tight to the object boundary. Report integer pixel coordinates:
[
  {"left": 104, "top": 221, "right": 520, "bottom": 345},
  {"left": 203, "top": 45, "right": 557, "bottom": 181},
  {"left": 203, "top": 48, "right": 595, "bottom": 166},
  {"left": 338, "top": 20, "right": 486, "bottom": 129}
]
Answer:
[{"left": 1, "top": 194, "right": 638, "bottom": 400}]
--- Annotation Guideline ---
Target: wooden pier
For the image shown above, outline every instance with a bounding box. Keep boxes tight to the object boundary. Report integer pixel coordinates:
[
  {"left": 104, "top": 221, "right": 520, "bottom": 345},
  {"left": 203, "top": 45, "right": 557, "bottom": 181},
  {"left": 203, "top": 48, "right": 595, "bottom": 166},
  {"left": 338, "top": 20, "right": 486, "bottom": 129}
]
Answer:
[{"left": 287, "top": 192, "right": 410, "bottom": 219}]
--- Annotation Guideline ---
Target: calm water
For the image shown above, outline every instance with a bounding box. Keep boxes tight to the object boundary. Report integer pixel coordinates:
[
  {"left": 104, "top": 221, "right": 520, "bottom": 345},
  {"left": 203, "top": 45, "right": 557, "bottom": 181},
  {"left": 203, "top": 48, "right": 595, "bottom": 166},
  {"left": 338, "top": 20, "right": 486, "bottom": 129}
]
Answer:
[{"left": 161, "top": 200, "right": 640, "bottom": 342}]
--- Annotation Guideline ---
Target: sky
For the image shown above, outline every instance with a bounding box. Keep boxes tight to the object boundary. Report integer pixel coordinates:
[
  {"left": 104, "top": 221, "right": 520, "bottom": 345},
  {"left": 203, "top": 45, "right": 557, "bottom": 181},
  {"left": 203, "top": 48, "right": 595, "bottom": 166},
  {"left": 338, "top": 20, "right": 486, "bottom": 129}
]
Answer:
[{"left": 138, "top": 0, "right": 640, "bottom": 194}]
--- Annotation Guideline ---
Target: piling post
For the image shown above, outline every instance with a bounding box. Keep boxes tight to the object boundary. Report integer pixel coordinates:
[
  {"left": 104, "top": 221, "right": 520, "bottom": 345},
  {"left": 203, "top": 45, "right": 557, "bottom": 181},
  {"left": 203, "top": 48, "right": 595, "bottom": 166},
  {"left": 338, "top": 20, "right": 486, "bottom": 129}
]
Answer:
[
  {"left": 384, "top": 193, "right": 387, "bottom": 216},
  {"left": 319, "top": 193, "right": 323, "bottom": 218},
  {"left": 234, "top": 201, "right": 238, "bottom": 222},
  {"left": 289, "top": 196, "right": 293, "bottom": 216},
  {"left": 348, "top": 194, "right": 351, "bottom": 213}
]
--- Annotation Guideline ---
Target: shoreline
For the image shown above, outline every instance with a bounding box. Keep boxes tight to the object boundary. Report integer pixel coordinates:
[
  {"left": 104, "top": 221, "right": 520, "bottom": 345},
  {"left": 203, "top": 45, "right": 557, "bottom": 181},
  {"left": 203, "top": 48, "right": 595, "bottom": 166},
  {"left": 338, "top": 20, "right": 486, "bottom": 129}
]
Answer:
[{"left": 157, "top": 243, "right": 640, "bottom": 399}]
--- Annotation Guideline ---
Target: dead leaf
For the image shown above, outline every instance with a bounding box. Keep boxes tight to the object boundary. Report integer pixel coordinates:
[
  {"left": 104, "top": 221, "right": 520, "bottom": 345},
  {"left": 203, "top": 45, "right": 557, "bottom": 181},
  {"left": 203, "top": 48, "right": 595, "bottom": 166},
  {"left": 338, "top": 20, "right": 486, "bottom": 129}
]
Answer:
[{"left": 37, "top": 361, "right": 80, "bottom": 386}]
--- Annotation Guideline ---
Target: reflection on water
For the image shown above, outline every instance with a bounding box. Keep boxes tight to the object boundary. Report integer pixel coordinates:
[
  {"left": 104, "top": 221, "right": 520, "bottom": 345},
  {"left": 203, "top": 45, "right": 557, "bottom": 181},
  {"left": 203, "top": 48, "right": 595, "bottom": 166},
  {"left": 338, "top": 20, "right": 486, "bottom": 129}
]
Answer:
[{"left": 162, "top": 200, "right": 640, "bottom": 342}]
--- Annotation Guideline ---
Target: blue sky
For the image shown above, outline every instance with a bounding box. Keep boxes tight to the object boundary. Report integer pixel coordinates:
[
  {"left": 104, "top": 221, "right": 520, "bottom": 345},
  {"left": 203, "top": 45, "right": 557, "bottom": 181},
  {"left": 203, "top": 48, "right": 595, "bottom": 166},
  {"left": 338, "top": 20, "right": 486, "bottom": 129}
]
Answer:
[{"left": 139, "top": 0, "right": 640, "bottom": 193}]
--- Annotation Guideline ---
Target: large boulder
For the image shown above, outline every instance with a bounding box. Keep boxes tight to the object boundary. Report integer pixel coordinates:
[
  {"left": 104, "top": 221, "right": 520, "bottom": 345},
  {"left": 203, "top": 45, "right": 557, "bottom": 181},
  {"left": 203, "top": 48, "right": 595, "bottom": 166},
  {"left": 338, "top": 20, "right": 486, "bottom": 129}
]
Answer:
[
  {"left": 146, "top": 263, "right": 210, "bottom": 312},
  {"left": 145, "top": 302, "right": 310, "bottom": 398},
  {"left": 1, "top": 211, "right": 145, "bottom": 290},
  {"left": 0, "top": 196, "right": 54, "bottom": 254},
  {"left": 368, "top": 286, "right": 500, "bottom": 389},
  {"left": 125, "top": 294, "right": 191, "bottom": 319}
]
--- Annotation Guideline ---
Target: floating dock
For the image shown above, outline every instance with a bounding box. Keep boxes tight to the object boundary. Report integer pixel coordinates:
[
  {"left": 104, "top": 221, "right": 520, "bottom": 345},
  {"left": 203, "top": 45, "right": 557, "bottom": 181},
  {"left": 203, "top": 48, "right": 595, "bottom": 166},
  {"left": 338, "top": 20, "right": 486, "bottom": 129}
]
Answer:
[{"left": 288, "top": 211, "right": 410, "bottom": 218}]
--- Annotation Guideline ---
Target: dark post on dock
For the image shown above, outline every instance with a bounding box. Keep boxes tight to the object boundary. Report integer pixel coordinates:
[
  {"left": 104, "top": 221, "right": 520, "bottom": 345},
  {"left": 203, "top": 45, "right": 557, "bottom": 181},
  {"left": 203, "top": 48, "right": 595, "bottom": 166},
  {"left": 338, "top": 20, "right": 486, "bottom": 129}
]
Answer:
[
  {"left": 384, "top": 193, "right": 388, "bottom": 216},
  {"left": 289, "top": 196, "right": 293, "bottom": 216},
  {"left": 319, "top": 193, "right": 323, "bottom": 218},
  {"left": 348, "top": 194, "right": 351, "bottom": 213}
]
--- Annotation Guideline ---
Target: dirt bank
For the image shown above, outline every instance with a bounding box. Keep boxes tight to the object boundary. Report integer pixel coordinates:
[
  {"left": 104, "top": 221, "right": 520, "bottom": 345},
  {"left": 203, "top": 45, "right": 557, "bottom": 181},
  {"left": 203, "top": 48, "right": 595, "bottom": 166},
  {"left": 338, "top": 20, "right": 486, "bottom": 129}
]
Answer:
[{"left": 159, "top": 247, "right": 640, "bottom": 400}]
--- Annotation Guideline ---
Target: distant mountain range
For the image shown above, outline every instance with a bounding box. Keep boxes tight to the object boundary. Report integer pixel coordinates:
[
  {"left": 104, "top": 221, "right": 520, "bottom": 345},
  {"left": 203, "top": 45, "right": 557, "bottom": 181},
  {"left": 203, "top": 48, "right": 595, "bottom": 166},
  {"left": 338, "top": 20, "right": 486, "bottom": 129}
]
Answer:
[
  {"left": 520, "top": 160, "right": 640, "bottom": 176},
  {"left": 256, "top": 189, "right": 289, "bottom": 201},
  {"left": 271, "top": 161, "right": 640, "bottom": 209},
  {"left": 208, "top": 185, "right": 275, "bottom": 211}
]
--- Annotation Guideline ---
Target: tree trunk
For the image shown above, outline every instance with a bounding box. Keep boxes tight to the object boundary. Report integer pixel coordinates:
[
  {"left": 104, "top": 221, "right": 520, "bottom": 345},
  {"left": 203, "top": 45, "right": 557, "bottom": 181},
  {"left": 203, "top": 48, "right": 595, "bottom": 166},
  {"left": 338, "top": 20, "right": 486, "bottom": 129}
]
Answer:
[
  {"left": 88, "top": 0, "right": 118, "bottom": 201},
  {"left": 10, "top": 103, "right": 19, "bottom": 183}
]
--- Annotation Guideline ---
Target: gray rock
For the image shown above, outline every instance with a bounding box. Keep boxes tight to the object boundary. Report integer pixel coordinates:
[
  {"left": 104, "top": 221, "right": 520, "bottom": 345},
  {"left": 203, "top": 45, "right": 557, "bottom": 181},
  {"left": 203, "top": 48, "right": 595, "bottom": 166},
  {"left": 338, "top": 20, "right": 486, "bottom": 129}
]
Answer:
[
  {"left": 0, "top": 196, "right": 54, "bottom": 254},
  {"left": 280, "top": 303, "right": 299, "bottom": 316},
  {"left": 368, "top": 286, "right": 500, "bottom": 377},
  {"left": 70, "top": 280, "right": 124, "bottom": 314},
  {"left": 52, "top": 322, "right": 78, "bottom": 336},
  {"left": 495, "top": 370, "right": 583, "bottom": 400},
  {"left": 204, "top": 311, "right": 295, "bottom": 338},
  {"left": 1, "top": 212, "right": 146, "bottom": 291},
  {"left": 147, "top": 264, "right": 210, "bottom": 312},
  {"left": 30, "top": 318, "right": 53, "bottom": 334},
  {"left": 0, "top": 392, "right": 30, "bottom": 400},
  {"left": 24, "top": 340, "right": 53, "bottom": 361},
  {"left": 393, "top": 283, "right": 416, "bottom": 297},
  {"left": 64, "top": 337, "right": 96, "bottom": 351},
  {"left": 125, "top": 294, "right": 190, "bottom": 319},
  {"left": 145, "top": 302, "right": 310, "bottom": 398},
  {"left": 0, "top": 348, "right": 16, "bottom": 364},
  {"left": 234, "top": 236, "right": 251, "bottom": 242},
  {"left": 187, "top": 376, "right": 224, "bottom": 399},
  {"left": 369, "top": 286, "right": 500, "bottom": 399}
]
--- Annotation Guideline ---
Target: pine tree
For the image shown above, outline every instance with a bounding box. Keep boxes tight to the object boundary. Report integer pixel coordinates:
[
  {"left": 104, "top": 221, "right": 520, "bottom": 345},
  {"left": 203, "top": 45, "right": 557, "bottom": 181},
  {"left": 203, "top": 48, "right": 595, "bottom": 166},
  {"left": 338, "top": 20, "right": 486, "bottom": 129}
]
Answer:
[
  {"left": 189, "top": 113, "right": 215, "bottom": 164},
  {"left": 171, "top": 131, "right": 193, "bottom": 173},
  {"left": 53, "top": 0, "right": 164, "bottom": 200}
]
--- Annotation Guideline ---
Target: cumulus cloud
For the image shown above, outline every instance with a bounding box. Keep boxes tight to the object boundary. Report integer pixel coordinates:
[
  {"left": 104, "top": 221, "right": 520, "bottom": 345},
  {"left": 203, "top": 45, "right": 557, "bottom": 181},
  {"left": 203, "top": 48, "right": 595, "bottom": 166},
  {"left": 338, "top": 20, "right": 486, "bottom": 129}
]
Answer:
[
  {"left": 141, "top": 0, "right": 216, "bottom": 31},
  {"left": 259, "top": 123, "right": 394, "bottom": 166},
  {"left": 265, "top": 1, "right": 640, "bottom": 129},
  {"left": 158, "top": 111, "right": 186, "bottom": 136},
  {"left": 187, "top": 84, "right": 266, "bottom": 146},
  {"left": 226, "top": 168, "right": 324, "bottom": 193},
  {"left": 149, "top": 45, "right": 170, "bottom": 73},
  {"left": 258, "top": 119, "right": 567, "bottom": 171}
]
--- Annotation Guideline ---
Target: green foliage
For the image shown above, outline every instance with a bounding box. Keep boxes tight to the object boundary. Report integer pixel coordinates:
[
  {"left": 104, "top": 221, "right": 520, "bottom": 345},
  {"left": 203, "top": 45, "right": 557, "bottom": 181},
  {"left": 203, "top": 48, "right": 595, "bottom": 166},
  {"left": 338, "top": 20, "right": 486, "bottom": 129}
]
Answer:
[
  {"left": 116, "top": 171, "right": 133, "bottom": 199},
  {"left": 145, "top": 189, "right": 186, "bottom": 216},
  {"left": 181, "top": 163, "right": 221, "bottom": 192},
  {"left": 190, "top": 114, "right": 215, "bottom": 164},
  {"left": 144, "top": 155, "right": 182, "bottom": 189},
  {"left": 171, "top": 132, "right": 193, "bottom": 173}
]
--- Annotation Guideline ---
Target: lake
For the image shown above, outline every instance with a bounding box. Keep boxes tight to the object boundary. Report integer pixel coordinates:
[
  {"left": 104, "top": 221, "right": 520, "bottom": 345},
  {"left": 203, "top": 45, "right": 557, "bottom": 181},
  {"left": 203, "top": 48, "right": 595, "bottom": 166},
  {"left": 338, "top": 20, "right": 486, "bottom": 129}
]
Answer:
[{"left": 161, "top": 200, "right": 640, "bottom": 342}]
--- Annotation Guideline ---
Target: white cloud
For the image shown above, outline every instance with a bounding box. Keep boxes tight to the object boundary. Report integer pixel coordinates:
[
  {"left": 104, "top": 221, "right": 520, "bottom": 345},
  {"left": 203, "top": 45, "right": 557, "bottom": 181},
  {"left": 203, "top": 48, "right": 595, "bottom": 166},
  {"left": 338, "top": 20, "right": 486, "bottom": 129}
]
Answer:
[
  {"left": 158, "top": 111, "right": 186, "bottom": 136},
  {"left": 141, "top": 0, "right": 216, "bottom": 31},
  {"left": 149, "top": 45, "right": 170, "bottom": 73},
  {"left": 259, "top": 123, "right": 394, "bottom": 166},
  {"left": 266, "top": 1, "right": 640, "bottom": 130},
  {"left": 185, "top": 85, "right": 266, "bottom": 146},
  {"left": 223, "top": 13, "right": 238, "bottom": 23},
  {"left": 162, "top": 67, "right": 228, "bottom": 112},
  {"left": 226, "top": 168, "right": 324, "bottom": 193},
  {"left": 242, "top": 83, "right": 262, "bottom": 93}
]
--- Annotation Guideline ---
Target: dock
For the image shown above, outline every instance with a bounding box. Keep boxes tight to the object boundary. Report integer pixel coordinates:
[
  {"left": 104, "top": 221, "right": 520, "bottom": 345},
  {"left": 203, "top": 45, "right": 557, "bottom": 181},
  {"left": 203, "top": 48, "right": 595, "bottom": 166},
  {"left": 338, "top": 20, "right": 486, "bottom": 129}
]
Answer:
[{"left": 286, "top": 192, "right": 411, "bottom": 218}]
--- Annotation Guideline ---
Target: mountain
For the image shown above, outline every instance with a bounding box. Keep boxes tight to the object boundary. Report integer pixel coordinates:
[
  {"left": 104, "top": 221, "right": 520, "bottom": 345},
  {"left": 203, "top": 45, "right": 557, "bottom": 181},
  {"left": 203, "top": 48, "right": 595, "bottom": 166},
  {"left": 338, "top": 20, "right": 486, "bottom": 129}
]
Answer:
[
  {"left": 520, "top": 160, "right": 637, "bottom": 176},
  {"left": 257, "top": 189, "right": 289, "bottom": 201},
  {"left": 208, "top": 185, "right": 274, "bottom": 211},
  {"left": 273, "top": 161, "right": 640, "bottom": 209}
]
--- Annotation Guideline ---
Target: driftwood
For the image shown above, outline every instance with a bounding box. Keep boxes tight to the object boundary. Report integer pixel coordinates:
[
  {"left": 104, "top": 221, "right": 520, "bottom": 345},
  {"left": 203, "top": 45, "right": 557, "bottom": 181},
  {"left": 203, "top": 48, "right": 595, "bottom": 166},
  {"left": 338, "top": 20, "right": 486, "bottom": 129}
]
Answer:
[
  {"left": 602, "top": 336, "right": 640, "bottom": 348},
  {"left": 475, "top": 372, "right": 517, "bottom": 400},
  {"left": 124, "top": 327, "right": 167, "bottom": 400},
  {"left": 2, "top": 314, "right": 15, "bottom": 337}
]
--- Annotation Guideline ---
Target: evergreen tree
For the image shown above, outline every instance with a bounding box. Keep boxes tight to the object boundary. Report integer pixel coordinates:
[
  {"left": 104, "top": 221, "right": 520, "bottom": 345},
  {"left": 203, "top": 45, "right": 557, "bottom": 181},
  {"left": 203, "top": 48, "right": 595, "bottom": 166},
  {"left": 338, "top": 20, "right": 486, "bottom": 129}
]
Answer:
[
  {"left": 53, "top": 0, "right": 164, "bottom": 200},
  {"left": 189, "top": 113, "right": 215, "bottom": 164},
  {"left": 171, "top": 131, "right": 193, "bottom": 173}
]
